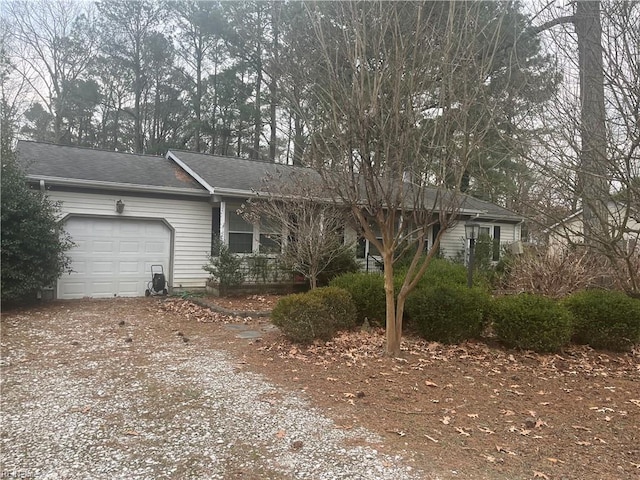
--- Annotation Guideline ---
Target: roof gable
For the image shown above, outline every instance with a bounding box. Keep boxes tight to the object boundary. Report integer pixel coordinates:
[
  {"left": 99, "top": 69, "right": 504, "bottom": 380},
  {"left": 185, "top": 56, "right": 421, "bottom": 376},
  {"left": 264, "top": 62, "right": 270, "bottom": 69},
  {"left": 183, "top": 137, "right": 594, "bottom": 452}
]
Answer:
[{"left": 167, "top": 149, "right": 306, "bottom": 194}]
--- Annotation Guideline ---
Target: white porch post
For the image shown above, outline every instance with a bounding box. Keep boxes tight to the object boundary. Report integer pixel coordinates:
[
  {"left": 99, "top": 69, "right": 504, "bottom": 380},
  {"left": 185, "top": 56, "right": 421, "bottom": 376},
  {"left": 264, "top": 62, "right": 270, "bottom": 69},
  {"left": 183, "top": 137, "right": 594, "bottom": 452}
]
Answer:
[
  {"left": 252, "top": 223, "right": 260, "bottom": 252},
  {"left": 220, "top": 201, "right": 227, "bottom": 246}
]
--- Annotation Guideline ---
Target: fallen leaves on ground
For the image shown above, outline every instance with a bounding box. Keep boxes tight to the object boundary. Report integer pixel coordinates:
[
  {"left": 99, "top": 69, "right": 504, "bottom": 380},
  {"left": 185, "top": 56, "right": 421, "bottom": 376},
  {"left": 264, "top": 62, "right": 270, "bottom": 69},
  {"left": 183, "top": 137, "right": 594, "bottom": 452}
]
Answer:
[
  {"left": 257, "top": 328, "right": 639, "bottom": 379},
  {"left": 166, "top": 300, "right": 640, "bottom": 480},
  {"left": 159, "top": 298, "right": 247, "bottom": 324}
]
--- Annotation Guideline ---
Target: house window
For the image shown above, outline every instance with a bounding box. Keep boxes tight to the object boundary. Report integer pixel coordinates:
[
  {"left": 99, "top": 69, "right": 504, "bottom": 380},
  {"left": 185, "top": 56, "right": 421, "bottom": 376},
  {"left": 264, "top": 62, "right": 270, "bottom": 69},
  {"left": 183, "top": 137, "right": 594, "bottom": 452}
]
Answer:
[
  {"left": 259, "top": 219, "right": 281, "bottom": 254},
  {"left": 211, "top": 207, "right": 221, "bottom": 255},
  {"left": 228, "top": 210, "right": 253, "bottom": 253},
  {"left": 493, "top": 226, "right": 501, "bottom": 261},
  {"left": 368, "top": 238, "right": 383, "bottom": 257},
  {"left": 356, "top": 237, "right": 366, "bottom": 258}
]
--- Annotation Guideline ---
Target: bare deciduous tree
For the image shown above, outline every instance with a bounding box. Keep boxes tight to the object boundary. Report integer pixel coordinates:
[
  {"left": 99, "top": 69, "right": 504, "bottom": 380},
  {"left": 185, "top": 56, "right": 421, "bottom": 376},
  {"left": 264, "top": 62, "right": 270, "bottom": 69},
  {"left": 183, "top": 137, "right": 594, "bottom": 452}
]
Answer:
[
  {"left": 305, "top": 1, "right": 550, "bottom": 354},
  {"left": 531, "top": 0, "right": 640, "bottom": 295},
  {"left": 4, "top": 0, "right": 97, "bottom": 143},
  {"left": 240, "top": 170, "right": 351, "bottom": 289}
]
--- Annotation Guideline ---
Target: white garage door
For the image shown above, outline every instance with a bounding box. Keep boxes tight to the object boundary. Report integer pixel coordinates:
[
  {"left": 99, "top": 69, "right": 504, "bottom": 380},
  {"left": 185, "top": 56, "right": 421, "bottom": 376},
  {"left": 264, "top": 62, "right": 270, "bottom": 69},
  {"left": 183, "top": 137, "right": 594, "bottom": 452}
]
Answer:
[{"left": 58, "top": 217, "right": 171, "bottom": 299}]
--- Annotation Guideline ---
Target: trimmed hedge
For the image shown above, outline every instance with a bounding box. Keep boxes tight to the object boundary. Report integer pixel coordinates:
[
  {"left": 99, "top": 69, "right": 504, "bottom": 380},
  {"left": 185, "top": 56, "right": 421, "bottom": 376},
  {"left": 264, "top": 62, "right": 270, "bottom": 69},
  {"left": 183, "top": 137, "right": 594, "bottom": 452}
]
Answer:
[
  {"left": 405, "top": 285, "right": 490, "bottom": 343},
  {"left": 563, "top": 290, "right": 640, "bottom": 351},
  {"left": 307, "top": 286, "right": 357, "bottom": 331},
  {"left": 316, "top": 248, "right": 360, "bottom": 286},
  {"left": 396, "top": 258, "right": 491, "bottom": 292},
  {"left": 330, "top": 273, "right": 386, "bottom": 325},
  {"left": 492, "top": 294, "right": 573, "bottom": 353},
  {"left": 417, "top": 258, "right": 469, "bottom": 287},
  {"left": 271, "top": 293, "right": 335, "bottom": 344}
]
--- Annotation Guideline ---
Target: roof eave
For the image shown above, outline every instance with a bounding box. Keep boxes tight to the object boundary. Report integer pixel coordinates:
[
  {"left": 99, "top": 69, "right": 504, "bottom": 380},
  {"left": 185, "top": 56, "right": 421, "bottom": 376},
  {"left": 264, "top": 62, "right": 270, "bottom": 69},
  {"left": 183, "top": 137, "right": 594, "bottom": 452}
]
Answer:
[{"left": 27, "top": 175, "right": 211, "bottom": 197}]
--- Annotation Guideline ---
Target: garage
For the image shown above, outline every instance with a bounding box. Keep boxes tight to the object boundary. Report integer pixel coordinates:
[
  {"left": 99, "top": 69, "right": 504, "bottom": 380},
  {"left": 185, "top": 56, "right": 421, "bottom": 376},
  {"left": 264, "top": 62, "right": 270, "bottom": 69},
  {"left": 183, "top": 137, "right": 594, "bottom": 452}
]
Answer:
[{"left": 58, "top": 216, "right": 172, "bottom": 299}]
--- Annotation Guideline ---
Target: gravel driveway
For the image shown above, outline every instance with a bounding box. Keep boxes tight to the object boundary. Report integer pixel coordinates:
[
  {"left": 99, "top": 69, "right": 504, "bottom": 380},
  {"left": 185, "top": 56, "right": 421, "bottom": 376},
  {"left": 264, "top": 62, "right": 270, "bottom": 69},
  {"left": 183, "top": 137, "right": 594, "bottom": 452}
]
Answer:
[{"left": 0, "top": 299, "right": 428, "bottom": 480}]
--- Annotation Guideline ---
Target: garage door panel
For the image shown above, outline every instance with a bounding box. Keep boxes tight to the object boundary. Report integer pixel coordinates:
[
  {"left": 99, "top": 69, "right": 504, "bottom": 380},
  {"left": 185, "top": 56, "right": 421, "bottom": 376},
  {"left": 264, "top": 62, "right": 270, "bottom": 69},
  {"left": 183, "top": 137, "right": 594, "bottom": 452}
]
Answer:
[
  {"left": 93, "top": 241, "right": 114, "bottom": 253},
  {"left": 120, "top": 222, "right": 143, "bottom": 234},
  {"left": 91, "top": 261, "right": 114, "bottom": 274},
  {"left": 70, "top": 261, "right": 87, "bottom": 274},
  {"left": 58, "top": 217, "right": 171, "bottom": 299},
  {"left": 119, "top": 261, "right": 142, "bottom": 274},
  {"left": 145, "top": 242, "right": 167, "bottom": 254},
  {"left": 119, "top": 241, "right": 141, "bottom": 254},
  {"left": 93, "top": 222, "right": 114, "bottom": 233},
  {"left": 60, "top": 282, "right": 86, "bottom": 297},
  {"left": 116, "top": 281, "right": 140, "bottom": 296},
  {"left": 90, "top": 281, "right": 116, "bottom": 297}
]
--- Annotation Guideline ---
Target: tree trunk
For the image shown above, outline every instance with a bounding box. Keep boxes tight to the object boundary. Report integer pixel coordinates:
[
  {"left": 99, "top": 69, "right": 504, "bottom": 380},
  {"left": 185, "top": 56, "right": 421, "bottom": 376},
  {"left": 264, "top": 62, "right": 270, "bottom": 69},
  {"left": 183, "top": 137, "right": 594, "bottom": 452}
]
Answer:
[
  {"left": 268, "top": 2, "right": 280, "bottom": 162},
  {"left": 253, "top": 56, "right": 263, "bottom": 159},
  {"left": 134, "top": 67, "right": 143, "bottom": 153},
  {"left": 383, "top": 252, "right": 400, "bottom": 355},
  {"left": 293, "top": 109, "right": 305, "bottom": 166},
  {"left": 195, "top": 42, "right": 202, "bottom": 152},
  {"left": 575, "top": 0, "right": 608, "bottom": 242},
  {"left": 211, "top": 54, "right": 219, "bottom": 155}
]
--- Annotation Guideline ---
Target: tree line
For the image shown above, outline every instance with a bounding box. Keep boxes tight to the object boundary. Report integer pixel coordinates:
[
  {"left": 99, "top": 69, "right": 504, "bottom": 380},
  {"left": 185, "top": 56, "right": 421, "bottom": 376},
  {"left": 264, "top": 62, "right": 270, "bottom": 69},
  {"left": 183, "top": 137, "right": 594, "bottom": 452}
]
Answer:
[{"left": 3, "top": 0, "right": 559, "bottom": 203}]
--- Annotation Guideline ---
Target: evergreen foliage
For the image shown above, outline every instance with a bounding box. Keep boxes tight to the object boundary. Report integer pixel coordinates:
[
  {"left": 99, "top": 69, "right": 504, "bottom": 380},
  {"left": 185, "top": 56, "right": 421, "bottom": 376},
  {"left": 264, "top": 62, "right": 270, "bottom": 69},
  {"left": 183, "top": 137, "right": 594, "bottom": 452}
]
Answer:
[
  {"left": 329, "top": 273, "right": 386, "bottom": 326},
  {"left": 306, "top": 286, "right": 357, "bottom": 331},
  {"left": 492, "top": 294, "right": 573, "bottom": 353},
  {"left": 202, "top": 240, "right": 244, "bottom": 294},
  {"left": 405, "top": 285, "right": 490, "bottom": 343},
  {"left": 1, "top": 159, "right": 73, "bottom": 303},
  {"left": 563, "top": 290, "right": 640, "bottom": 351},
  {"left": 271, "top": 293, "right": 335, "bottom": 344}
]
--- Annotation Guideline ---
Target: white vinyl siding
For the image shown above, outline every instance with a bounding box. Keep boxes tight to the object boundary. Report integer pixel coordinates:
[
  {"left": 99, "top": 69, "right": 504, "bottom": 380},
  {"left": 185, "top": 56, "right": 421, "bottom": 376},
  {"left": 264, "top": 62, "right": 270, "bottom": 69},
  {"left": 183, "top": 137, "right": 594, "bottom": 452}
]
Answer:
[
  {"left": 437, "top": 223, "right": 467, "bottom": 260},
  {"left": 47, "top": 190, "right": 211, "bottom": 291},
  {"left": 434, "top": 222, "right": 520, "bottom": 260}
]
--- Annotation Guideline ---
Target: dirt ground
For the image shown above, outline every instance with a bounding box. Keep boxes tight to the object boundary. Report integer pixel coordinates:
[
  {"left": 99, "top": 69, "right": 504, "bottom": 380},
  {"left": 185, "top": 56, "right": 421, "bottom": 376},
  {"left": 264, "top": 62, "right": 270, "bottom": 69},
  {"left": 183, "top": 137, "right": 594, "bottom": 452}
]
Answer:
[
  {"left": 188, "top": 294, "right": 640, "bottom": 480},
  {"left": 3, "top": 295, "right": 639, "bottom": 480}
]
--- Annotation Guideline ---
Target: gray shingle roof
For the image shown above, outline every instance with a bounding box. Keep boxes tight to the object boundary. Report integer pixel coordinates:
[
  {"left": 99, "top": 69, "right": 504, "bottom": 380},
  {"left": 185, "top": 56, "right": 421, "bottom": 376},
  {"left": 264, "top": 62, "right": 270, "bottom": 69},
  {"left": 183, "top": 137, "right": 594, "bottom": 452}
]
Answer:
[
  {"left": 169, "top": 150, "right": 521, "bottom": 222},
  {"left": 458, "top": 195, "right": 523, "bottom": 221},
  {"left": 16, "top": 141, "right": 521, "bottom": 222},
  {"left": 168, "top": 149, "right": 300, "bottom": 192},
  {"left": 17, "top": 141, "right": 205, "bottom": 191}
]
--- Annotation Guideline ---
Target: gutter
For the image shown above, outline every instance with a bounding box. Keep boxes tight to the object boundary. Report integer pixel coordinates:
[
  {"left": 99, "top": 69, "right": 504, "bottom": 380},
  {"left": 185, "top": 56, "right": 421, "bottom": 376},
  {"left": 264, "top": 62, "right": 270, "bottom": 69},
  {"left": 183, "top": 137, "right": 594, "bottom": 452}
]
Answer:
[{"left": 27, "top": 175, "right": 211, "bottom": 197}]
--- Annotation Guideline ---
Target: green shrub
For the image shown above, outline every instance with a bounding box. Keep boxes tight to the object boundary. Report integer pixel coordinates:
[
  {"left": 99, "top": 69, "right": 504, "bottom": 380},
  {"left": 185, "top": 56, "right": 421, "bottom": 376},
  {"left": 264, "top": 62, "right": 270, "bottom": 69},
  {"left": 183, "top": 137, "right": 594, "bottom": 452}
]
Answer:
[
  {"left": 307, "top": 287, "right": 357, "bottom": 331},
  {"left": 396, "top": 258, "right": 492, "bottom": 291},
  {"left": 316, "top": 247, "right": 360, "bottom": 286},
  {"left": 203, "top": 240, "right": 244, "bottom": 294},
  {"left": 271, "top": 293, "right": 335, "bottom": 344},
  {"left": 1, "top": 160, "right": 73, "bottom": 303},
  {"left": 330, "top": 272, "right": 386, "bottom": 325},
  {"left": 396, "top": 258, "right": 468, "bottom": 288},
  {"left": 405, "top": 285, "right": 490, "bottom": 343},
  {"left": 563, "top": 290, "right": 640, "bottom": 351},
  {"left": 492, "top": 294, "right": 573, "bottom": 353}
]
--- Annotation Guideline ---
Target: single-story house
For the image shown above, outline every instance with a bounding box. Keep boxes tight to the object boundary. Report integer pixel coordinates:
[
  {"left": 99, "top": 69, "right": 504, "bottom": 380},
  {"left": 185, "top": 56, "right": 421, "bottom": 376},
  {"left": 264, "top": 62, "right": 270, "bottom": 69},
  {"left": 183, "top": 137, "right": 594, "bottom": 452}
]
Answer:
[
  {"left": 17, "top": 140, "right": 524, "bottom": 299},
  {"left": 546, "top": 202, "right": 640, "bottom": 256}
]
